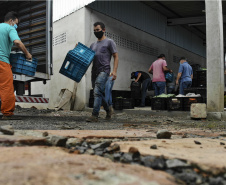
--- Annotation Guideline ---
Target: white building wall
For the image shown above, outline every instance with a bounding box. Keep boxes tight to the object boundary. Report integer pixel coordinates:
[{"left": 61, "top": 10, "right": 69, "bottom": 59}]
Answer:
[
  {"left": 18, "top": 7, "right": 206, "bottom": 109},
  {"left": 18, "top": 8, "right": 87, "bottom": 109}
]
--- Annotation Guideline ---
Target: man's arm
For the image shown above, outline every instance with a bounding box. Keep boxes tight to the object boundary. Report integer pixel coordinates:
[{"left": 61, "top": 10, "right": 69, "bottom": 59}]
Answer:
[
  {"left": 111, "top": 53, "right": 119, "bottom": 80},
  {"left": 176, "top": 73, "right": 182, "bottom": 85},
  {"left": 135, "top": 73, "right": 142, "bottom": 82},
  {"left": 191, "top": 74, "right": 193, "bottom": 79},
  {"left": 163, "top": 66, "right": 173, "bottom": 73},
  {"left": 14, "top": 40, "right": 32, "bottom": 60},
  {"left": 148, "top": 65, "right": 153, "bottom": 74}
]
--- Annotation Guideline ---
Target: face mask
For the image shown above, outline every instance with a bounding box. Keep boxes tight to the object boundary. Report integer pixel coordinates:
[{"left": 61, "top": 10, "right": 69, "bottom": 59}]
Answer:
[
  {"left": 11, "top": 21, "right": 18, "bottom": 30},
  {"left": 13, "top": 24, "right": 18, "bottom": 30},
  {"left": 94, "top": 30, "right": 104, "bottom": 39}
]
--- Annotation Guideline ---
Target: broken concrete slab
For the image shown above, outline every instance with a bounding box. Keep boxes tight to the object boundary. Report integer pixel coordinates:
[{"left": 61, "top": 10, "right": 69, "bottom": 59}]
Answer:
[
  {"left": 0, "top": 146, "right": 178, "bottom": 185},
  {"left": 36, "top": 130, "right": 156, "bottom": 139},
  {"left": 49, "top": 135, "right": 68, "bottom": 147},
  {"left": 0, "top": 125, "right": 14, "bottom": 135},
  {"left": 115, "top": 138, "right": 226, "bottom": 175},
  {"left": 0, "top": 135, "right": 47, "bottom": 146}
]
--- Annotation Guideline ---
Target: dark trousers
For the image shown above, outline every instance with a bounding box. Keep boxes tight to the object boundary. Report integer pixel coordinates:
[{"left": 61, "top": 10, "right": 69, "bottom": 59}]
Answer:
[{"left": 141, "top": 78, "right": 151, "bottom": 106}]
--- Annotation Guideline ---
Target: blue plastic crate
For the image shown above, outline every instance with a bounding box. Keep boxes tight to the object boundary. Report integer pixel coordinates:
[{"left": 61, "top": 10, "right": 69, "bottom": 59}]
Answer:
[
  {"left": 165, "top": 72, "right": 174, "bottom": 82},
  {"left": 59, "top": 42, "right": 95, "bottom": 82},
  {"left": 10, "top": 53, "right": 38, "bottom": 76}
]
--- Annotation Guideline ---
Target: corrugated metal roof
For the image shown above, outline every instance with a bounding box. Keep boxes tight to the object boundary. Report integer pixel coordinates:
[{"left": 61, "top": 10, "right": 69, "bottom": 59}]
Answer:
[
  {"left": 53, "top": 0, "right": 95, "bottom": 21},
  {"left": 88, "top": 1, "right": 206, "bottom": 57}
]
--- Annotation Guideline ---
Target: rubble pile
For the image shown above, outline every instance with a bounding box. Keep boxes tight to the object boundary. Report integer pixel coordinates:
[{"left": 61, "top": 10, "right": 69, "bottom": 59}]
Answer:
[{"left": 67, "top": 139, "right": 226, "bottom": 185}]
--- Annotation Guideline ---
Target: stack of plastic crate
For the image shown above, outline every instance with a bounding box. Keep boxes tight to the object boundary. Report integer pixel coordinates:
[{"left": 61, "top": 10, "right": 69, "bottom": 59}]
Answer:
[{"left": 10, "top": 53, "right": 38, "bottom": 76}]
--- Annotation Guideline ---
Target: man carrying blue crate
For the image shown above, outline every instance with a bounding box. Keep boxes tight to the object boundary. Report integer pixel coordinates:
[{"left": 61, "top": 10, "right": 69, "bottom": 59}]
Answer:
[
  {"left": 0, "top": 11, "right": 32, "bottom": 120},
  {"left": 87, "top": 22, "right": 119, "bottom": 122},
  {"left": 176, "top": 57, "right": 193, "bottom": 95}
]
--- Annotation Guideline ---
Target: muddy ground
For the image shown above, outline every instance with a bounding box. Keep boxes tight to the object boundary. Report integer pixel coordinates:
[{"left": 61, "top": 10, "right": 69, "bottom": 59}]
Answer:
[{"left": 7, "top": 106, "right": 226, "bottom": 131}]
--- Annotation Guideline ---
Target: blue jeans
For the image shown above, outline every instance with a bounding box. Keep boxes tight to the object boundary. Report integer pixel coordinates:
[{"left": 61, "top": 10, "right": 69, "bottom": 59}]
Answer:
[
  {"left": 105, "top": 76, "right": 114, "bottom": 106},
  {"left": 153, "top": 82, "right": 166, "bottom": 96},
  {"left": 92, "top": 72, "right": 109, "bottom": 116},
  {"left": 141, "top": 78, "right": 151, "bottom": 106},
  {"left": 179, "top": 81, "right": 192, "bottom": 95}
]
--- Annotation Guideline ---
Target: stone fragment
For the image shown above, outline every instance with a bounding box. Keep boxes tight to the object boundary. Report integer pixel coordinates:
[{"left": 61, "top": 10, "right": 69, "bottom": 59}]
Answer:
[
  {"left": 76, "top": 146, "right": 87, "bottom": 154},
  {"left": 141, "top": 156, "right": 166, "bottom": 170},
  {"left": 66, "top": 138, "right": 84, "bottom": 147},
  {"left": 194, "top": 140, "right": 201, "bottom": 145},
  {"left": 0, "top": 125, "right": 14, "bottom": 135},
  {"left": 90, "top": 141, "right": 111, "bottom": 150},
  {"left": 85, "top": 149, "right": 95, "bottom": 155},
  {"left": 175, "top": 169, "right": 198, "bottom": 184},
  {"left": 50, "top": 136, "right": 68, "bottom": 147},
  {"left": 190, "top": 103, "right": 207, "bottom": 119},
  {"left": 81, "top": 141, "right": 89, "bottom": 148},
  {"left": 105, "top": 144, "right": 120, "bottom": 153},
  {"left": 157, "top": 130, "right": 172, "bottom": 139},
  {"left": 209, "top": 177, "right": 225, "bottom": 185},
  {"left": 166, "top": 159, "right": 190, "bottom": 168},
  {"left": 113, "top": 152, "right": 122, "bottom": 161},
  {"left": 128, "top": 147, "right": 139, "bottom": 154},
  {"left": 42, "top": 132, "right": 48, "bottom": 137},
  {"left": 103, "top": 153, "right": 114, "bottom": 161},
  {"left": 94, "top": 148, "right": 104, "bottom": 156},
  {"left": 128, "top": 147, "right": 140, "bottom": 160},
  {"left": 220, "top": 142, "right": 225, "bottom": 145},
  {"left": 150, "top": 144, "right": 157, "bottom": 149},
  {"left": 120, "top": 153, "right": 133, "bottom": 163}
]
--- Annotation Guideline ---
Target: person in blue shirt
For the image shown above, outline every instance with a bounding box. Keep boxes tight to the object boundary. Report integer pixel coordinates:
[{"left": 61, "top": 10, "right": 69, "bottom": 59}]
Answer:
[
  {"left": 176, "top": 57, "right": 193, "bottom": 95},
  {"left": 0, "top": 11, "right": 32, "bottom": 120}
]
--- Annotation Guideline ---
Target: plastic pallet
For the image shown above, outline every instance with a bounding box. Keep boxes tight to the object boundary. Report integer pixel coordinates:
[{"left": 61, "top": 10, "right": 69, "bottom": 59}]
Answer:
[
  {"left": 113, "top": 98, "right": 123, "bottom": 110},
  {"left": 182, "top": 97, "right": 203, "bottom": 111},
  {"left": 59, "top": 42, "right": 95, "bottom": 83},
  {"left": 151, "top": 98, "right": 167, "bottom": 110},
  {"left": 123, "top": 98, "right": 134, "bottom": 109},
  {"left": 10, "top": 53, "right": 38, "bottom": 76},
  {"left": 167, "top": 97, "right": 183, "bottom": 111}
]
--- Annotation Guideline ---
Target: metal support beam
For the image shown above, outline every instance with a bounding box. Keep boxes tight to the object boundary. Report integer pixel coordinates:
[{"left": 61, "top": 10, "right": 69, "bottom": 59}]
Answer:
[
  {"left": 168, "top": 16, "right": 205, "bottom": 26},
  {"left": 168, "top": 15, "right": 226, "bottom": 26}
]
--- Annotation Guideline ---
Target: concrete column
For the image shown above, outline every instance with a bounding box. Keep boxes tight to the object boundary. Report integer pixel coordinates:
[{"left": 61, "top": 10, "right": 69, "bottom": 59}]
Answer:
[{"left": 205, "top": 0, "right": 224, "bottom": 113}]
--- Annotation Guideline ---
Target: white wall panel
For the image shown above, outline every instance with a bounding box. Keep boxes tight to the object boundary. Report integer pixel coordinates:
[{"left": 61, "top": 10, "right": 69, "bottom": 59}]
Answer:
[{"left": 53, "top": 0, "right": 95, "bottom": 21}]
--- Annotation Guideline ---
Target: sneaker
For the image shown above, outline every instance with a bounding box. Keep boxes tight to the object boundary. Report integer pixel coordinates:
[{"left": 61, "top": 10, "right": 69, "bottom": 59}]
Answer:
[
  {"left": 86, "top": 115, "right": 98, "bottom": 122},
  {"left": 105, "top": 106, "right": 114, "bottom": 120},
  {"left": 1, "top": 115, "right": 22, "bottom": 120}
]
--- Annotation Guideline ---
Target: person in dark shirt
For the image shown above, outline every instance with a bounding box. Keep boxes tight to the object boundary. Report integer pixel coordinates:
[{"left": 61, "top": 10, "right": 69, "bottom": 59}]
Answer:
[
  {"left": 86, "top": 22, "right": 119, "bottom": 122},
  {"left": 131, "top": 71, "right": 151, "bottom": 107}
]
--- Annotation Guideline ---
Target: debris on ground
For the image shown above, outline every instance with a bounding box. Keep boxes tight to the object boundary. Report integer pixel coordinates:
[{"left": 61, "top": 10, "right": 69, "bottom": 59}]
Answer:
[
  {"left": 0, "top": 125, "right": 14, "bottom": 135},
  {"left": 156, "top": 129, "right": 172, "bottom": 139}
]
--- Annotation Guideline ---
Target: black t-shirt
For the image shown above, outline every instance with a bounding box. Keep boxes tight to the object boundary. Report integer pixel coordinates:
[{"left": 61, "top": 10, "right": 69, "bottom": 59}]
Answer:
[{"left": 135, "top": 71, "right": 151, "bottom": 83}]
